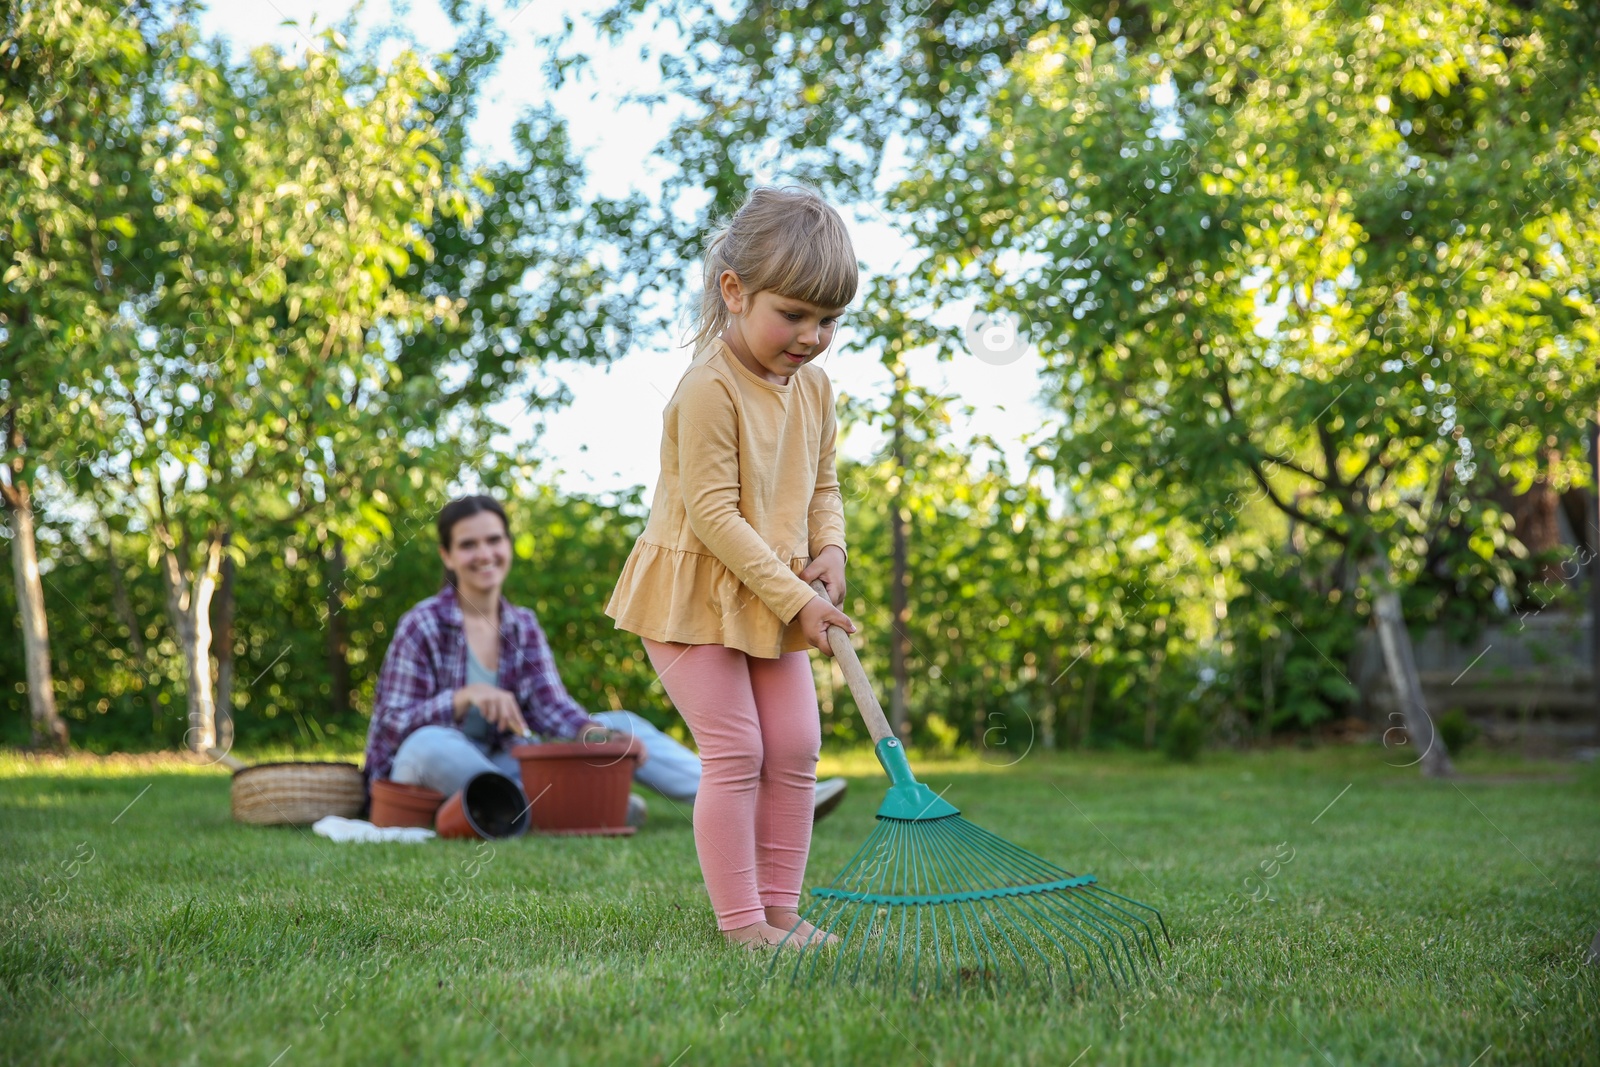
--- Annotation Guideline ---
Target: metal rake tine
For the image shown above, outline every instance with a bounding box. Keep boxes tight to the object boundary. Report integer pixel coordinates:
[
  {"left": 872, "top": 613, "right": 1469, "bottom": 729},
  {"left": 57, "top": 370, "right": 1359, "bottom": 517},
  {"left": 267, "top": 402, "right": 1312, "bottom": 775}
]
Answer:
[
  {"left": 953, "top": 826, "right": 1142, "bottom": 982},
  {"left": 890, "top": 823, "right": 913, "bottom": 994},
  {"left": 1093, "top": 885, "right": 1174, "bottom": 947},
  {"left": 856, "top": 908, "right": 889, "bottom": 987},
  {"left": 1002, "top": 872, "right": 1142, "bottom": 979},
  {"left": 792, "top": 889, "right": 857, "bottom": 985},
  {"left": 837, "top": 902, "right": 874, "bottom": 985},
  {"left": 1011, "top": 890, "right": 1127, "bottom": 990},
  {"left": 1035, "top": 889, "right": 1141, "bottom": 982},
  {"left": 928, "top": 819, "right": 1105, "bottom": 989},
  {"left": 1044, "top": 898, "right": 1149, "bottom": 983},
  {"left": 956, "top": 818, "right": 1077, "bottom": 882},
  {"left": 921, "top": 824, "right": 980, "bottom": 987},
  {"left": 831, "top": 823, "right": 895, "bottom": 883},
  {"left": 929, "top": 822, "right": 1047, "bottom": 986},
  {"left": 1078, "top": 887, "right": 1165, "bottom": 964},
  {"left": 908, "top": 820, "right": 947, "bottom": 994},
  {"left": 984, "top": 897, "right": 1070, "bottom": 993},
  {"left": 825, "top": 831, "right": 876, "bottom": 985},
  {"left": 1050, "top": 882, "right": 1164, "bottom": 967},
  {"left": 986, "top": 879, "right": 1109, "bottom": 989}
]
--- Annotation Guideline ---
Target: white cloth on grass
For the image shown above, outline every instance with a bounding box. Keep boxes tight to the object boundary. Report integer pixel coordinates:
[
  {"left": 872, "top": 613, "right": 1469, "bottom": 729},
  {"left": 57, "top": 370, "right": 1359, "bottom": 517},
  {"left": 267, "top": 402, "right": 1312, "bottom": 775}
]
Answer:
[{"left": 312, "top": 815, "right": 435, "bottom": 843}]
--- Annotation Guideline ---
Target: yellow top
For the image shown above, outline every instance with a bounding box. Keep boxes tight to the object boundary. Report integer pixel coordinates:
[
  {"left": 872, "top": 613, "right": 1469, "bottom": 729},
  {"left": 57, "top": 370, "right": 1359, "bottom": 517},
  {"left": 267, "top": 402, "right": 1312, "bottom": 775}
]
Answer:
[{"left": 605, "top": 337, "right": 847, "bottom": 657}]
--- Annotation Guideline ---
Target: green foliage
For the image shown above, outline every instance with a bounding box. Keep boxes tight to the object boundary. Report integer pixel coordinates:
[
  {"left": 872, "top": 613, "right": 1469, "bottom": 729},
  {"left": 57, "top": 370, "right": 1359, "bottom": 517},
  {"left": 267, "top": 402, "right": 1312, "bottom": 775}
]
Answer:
[
  {"left": 388, "top": 6, "right": 644, "bottom": 418},
  {"left": 1225, "top": 556, "right": 1366, "bottom": 737},
  {"left": 3, "top": 3, "right": 649, "bottom": 750},
  {"left": 591, "top": 0, "right": 1600, "bottom": 755},
  {"left": 494, "top": 487, "right": 663, "bottom": 727},
  {"left": 10, "top": 482, "right": 664, "bottom": 750},
  {"left": 834, "top": 406, "right": 1218, "bottom": 751},
  {"left": 0, "top": 8, "right": 652, "bottom": 755},
  {"left": 1437, "top": 707, "right": 1480, "bottom": 754},
  {"left": 7, "top": 0, "right": 1596, "bottom": 759},
  {"left": 1, "top": 0, "right": 178, "bottom": 473},
  {"left": 1161, "top": 705, "right": 1204, "bottom": 761}
]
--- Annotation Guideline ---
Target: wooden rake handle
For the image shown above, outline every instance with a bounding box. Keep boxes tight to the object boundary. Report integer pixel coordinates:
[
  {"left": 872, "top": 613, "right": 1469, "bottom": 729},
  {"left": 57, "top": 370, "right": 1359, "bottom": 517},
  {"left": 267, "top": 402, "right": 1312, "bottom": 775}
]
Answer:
[{"left": 809, "top": 579, "right": 895, "bottom": 744}]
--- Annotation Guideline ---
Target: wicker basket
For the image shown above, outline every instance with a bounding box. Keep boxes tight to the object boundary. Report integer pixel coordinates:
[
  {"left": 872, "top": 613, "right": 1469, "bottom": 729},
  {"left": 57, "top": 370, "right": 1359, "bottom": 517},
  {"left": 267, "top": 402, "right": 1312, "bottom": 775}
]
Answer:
[{"left": 231, "top": 761, "right": 366, "bottom": 826}]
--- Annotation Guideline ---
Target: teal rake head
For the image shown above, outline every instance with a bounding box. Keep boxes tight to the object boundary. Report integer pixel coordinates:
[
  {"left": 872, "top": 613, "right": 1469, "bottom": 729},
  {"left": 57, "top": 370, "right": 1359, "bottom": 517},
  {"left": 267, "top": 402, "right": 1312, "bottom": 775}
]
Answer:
[
  {"left": 773, "top": 737, "right": 1171, "bottom": 996},
  {"left": 778, "top": 579, "right": 1171, "bottom": 995}
]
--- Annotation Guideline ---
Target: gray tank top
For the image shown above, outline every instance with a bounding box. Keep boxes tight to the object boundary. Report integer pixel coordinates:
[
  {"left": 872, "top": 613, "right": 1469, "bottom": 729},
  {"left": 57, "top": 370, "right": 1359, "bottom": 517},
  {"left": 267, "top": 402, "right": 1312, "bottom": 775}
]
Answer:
[{"left": 465, "top": 645, "right": 497, "bottom": 688}]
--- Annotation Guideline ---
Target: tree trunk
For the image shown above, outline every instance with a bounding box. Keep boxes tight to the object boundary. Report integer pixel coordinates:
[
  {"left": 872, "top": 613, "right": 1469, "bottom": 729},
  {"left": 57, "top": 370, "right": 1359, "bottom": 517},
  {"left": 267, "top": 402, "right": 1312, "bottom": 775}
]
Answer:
[
  {"left": 1143, "top": 642, "right": 1167, "bottom": 749},
  {"left": 1078, "top": 662, "right": 1099, "bottom": 748},
  {"left": 1559, "top": 486, "right": 1592, "bottom": 561},
  {"left": 161, "top": 530, "right": 224, "bottom": 753},
  {"left": 1040, "top": 654, "right": 1058, "bottom": 751},
  {"left": 889, "top": 425, "right": 910, "bottom": 742},
  {"left": 213, "top": 531, "right": 235, "bottom": 752},
  {"left": 324, "top": 532, "right": 351, "bottom": 718},
  {"left": 3, "top": 479, "right": 68, "bottom": 750},
  {"left": 1372, "top": 575, "right": 1453, "bottom": 777},
  {"left": 1260, "top": 638, "right": 1276, "bottom": 742},
  {"left": 104, "top": 528, "right": 164, "bottom": 733},
  {"left": 1495, "top": 448, "right": 1564, "bottom": 588},
  {"left": 1590, "top": 417, "right": 1600, "bottom": 742},
  {"left": 1260, "top": 632, "right": 1289, "bottom": 742}
]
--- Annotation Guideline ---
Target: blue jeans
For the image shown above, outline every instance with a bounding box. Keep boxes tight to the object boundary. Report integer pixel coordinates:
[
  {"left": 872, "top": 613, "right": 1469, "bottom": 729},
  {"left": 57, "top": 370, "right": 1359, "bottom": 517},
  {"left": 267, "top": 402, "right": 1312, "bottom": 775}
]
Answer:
[{"left": 389, "top": 711, "right": 702, "bottom": 802}]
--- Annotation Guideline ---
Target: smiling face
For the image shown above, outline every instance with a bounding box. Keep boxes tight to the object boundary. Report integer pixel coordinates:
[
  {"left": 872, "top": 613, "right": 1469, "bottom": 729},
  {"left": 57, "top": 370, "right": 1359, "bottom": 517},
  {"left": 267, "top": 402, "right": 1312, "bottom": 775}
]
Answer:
[
  {"left": 718, "top": 271, "right": 845, "bottom": 384},
  {"left": 439, "top": 509, "right": 511, "bottom": 598}
]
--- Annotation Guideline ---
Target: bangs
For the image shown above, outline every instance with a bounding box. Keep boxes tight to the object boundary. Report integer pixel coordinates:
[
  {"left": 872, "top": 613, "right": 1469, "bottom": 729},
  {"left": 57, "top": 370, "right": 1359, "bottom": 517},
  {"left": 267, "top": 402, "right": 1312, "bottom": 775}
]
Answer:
[
  {"left": 760, "top": 221, "right": 859, "bottom": 312},
  {"left": 686, "top": 184, "right": 860, "bottom": 352}
]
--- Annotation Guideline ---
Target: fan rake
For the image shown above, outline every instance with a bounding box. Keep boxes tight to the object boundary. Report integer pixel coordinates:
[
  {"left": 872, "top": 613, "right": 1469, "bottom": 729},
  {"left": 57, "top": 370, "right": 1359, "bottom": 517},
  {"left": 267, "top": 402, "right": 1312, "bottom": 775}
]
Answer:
[{"left": 773, "top": 583, "right": 1171, "bottom": 995}]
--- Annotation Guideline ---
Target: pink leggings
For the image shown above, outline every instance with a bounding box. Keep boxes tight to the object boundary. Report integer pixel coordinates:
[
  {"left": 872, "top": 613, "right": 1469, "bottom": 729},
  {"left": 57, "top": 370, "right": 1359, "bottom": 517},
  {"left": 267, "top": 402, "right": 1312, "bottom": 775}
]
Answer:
[{"left": 643, "top": 639, "right": 821, "bottom": 930}]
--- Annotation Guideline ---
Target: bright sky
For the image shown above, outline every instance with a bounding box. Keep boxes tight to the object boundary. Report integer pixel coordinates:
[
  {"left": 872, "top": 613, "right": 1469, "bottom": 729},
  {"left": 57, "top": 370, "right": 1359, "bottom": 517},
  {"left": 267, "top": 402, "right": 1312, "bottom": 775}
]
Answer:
[{"left": 196, "top": 0, "right": 1057, "bottom": 501}]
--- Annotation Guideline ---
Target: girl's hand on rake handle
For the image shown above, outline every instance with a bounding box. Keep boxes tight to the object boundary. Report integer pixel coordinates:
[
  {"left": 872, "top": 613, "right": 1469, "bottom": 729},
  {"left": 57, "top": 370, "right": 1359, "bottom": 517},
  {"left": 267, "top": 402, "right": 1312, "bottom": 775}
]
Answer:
[
  {"left": 798, "top": 545, "right": 847, "bottom": 606},
  {"left": 798, "top": 594, "right": 855, "bottom": 657}
]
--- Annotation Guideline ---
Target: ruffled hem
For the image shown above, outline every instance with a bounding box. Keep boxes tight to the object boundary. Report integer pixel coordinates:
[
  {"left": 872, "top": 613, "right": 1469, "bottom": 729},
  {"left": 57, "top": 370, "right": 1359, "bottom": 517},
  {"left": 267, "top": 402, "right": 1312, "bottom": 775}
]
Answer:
[{"left": 605, "top": 540, "right": 812, "bottom": 659}]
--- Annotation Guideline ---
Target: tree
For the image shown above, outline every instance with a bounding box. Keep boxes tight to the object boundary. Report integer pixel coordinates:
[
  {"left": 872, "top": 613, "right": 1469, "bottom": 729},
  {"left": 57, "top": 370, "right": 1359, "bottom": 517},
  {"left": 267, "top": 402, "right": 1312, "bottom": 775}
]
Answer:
[
  {"left": 835, "top": 275, "right": 964, "bottom": 740},
  {"left": 75, "top": 26, "right": 478, "bottom": 752},
  {"left": 905, "top": 2, "right": 1599, "bottom": 775},
  {"left": 295, "top": 5, "right": 643, "bottom": 732},
  {"left": 609, "top": 0, "right": 1600, "bottom": 775},
  {"left": 0, "top": 0, "right": 182, "bottom": 748}
]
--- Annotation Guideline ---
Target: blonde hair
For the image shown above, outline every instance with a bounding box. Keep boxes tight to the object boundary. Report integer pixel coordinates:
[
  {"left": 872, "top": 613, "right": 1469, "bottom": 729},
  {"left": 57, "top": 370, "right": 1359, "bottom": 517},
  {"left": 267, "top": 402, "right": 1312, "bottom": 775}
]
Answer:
[{"left": 686, "top": 185, "right": 859, "bottom": 353}]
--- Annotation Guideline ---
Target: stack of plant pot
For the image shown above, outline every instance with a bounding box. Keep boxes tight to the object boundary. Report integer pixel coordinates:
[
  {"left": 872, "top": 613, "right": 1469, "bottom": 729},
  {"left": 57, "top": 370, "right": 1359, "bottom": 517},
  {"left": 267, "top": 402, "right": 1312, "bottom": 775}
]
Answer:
[{"left": 367, "top": 734, "right": 642, "bottom": 839}]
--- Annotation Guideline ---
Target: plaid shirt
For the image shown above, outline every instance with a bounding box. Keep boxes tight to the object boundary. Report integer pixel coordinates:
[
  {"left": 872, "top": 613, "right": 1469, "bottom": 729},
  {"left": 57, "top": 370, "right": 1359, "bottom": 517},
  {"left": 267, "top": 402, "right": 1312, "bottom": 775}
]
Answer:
[{"left": 362, "top": 585, "right": 598, "bottom": 788}]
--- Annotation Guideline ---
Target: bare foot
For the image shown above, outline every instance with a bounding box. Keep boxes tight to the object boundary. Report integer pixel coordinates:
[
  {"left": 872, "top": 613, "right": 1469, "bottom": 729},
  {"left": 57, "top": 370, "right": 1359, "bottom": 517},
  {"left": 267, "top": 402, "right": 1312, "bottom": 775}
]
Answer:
[
  {"left": 721, "top": 920, "right": 799, "bottom": 951},
  {"left": 763, "top": 908, "right": 840, "bottom": 947}
]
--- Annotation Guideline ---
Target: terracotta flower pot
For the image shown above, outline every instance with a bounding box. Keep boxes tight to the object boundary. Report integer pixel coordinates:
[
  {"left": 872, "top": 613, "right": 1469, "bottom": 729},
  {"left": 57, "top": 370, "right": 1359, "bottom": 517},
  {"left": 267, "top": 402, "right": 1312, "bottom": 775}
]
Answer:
[
  {"left": 369, "top": 779, "right": 445, "bottom": 828},
  {"left": 435, "top": 771, "right": 531, "bottom": 840},
  {"left": 512, "top": 738, "right": 640, "bottom": 835}
]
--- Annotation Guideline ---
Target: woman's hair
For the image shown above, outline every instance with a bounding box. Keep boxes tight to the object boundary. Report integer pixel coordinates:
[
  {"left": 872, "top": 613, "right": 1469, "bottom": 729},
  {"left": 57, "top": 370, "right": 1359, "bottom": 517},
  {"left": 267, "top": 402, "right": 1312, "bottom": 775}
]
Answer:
[
  {"left": 687, "top": 185, "right": 859, "bottom": 353},
  {"left": 436, "top": 494, "right": 510, "bottom": 588}
]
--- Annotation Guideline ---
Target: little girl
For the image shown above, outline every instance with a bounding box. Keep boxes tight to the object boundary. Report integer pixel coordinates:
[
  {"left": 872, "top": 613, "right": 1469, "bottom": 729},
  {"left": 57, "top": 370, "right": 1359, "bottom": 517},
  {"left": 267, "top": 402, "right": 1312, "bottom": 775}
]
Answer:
[{"left": 607, "top": 185, "right": 858, "bottom": 949}]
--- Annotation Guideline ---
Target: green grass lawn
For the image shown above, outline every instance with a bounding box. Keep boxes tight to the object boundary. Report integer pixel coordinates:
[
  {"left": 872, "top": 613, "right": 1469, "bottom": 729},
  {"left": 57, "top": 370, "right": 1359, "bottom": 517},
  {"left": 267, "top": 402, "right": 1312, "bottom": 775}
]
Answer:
[{"left": 2, "top": 744, "right": 1596, "bottom": 1066}]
